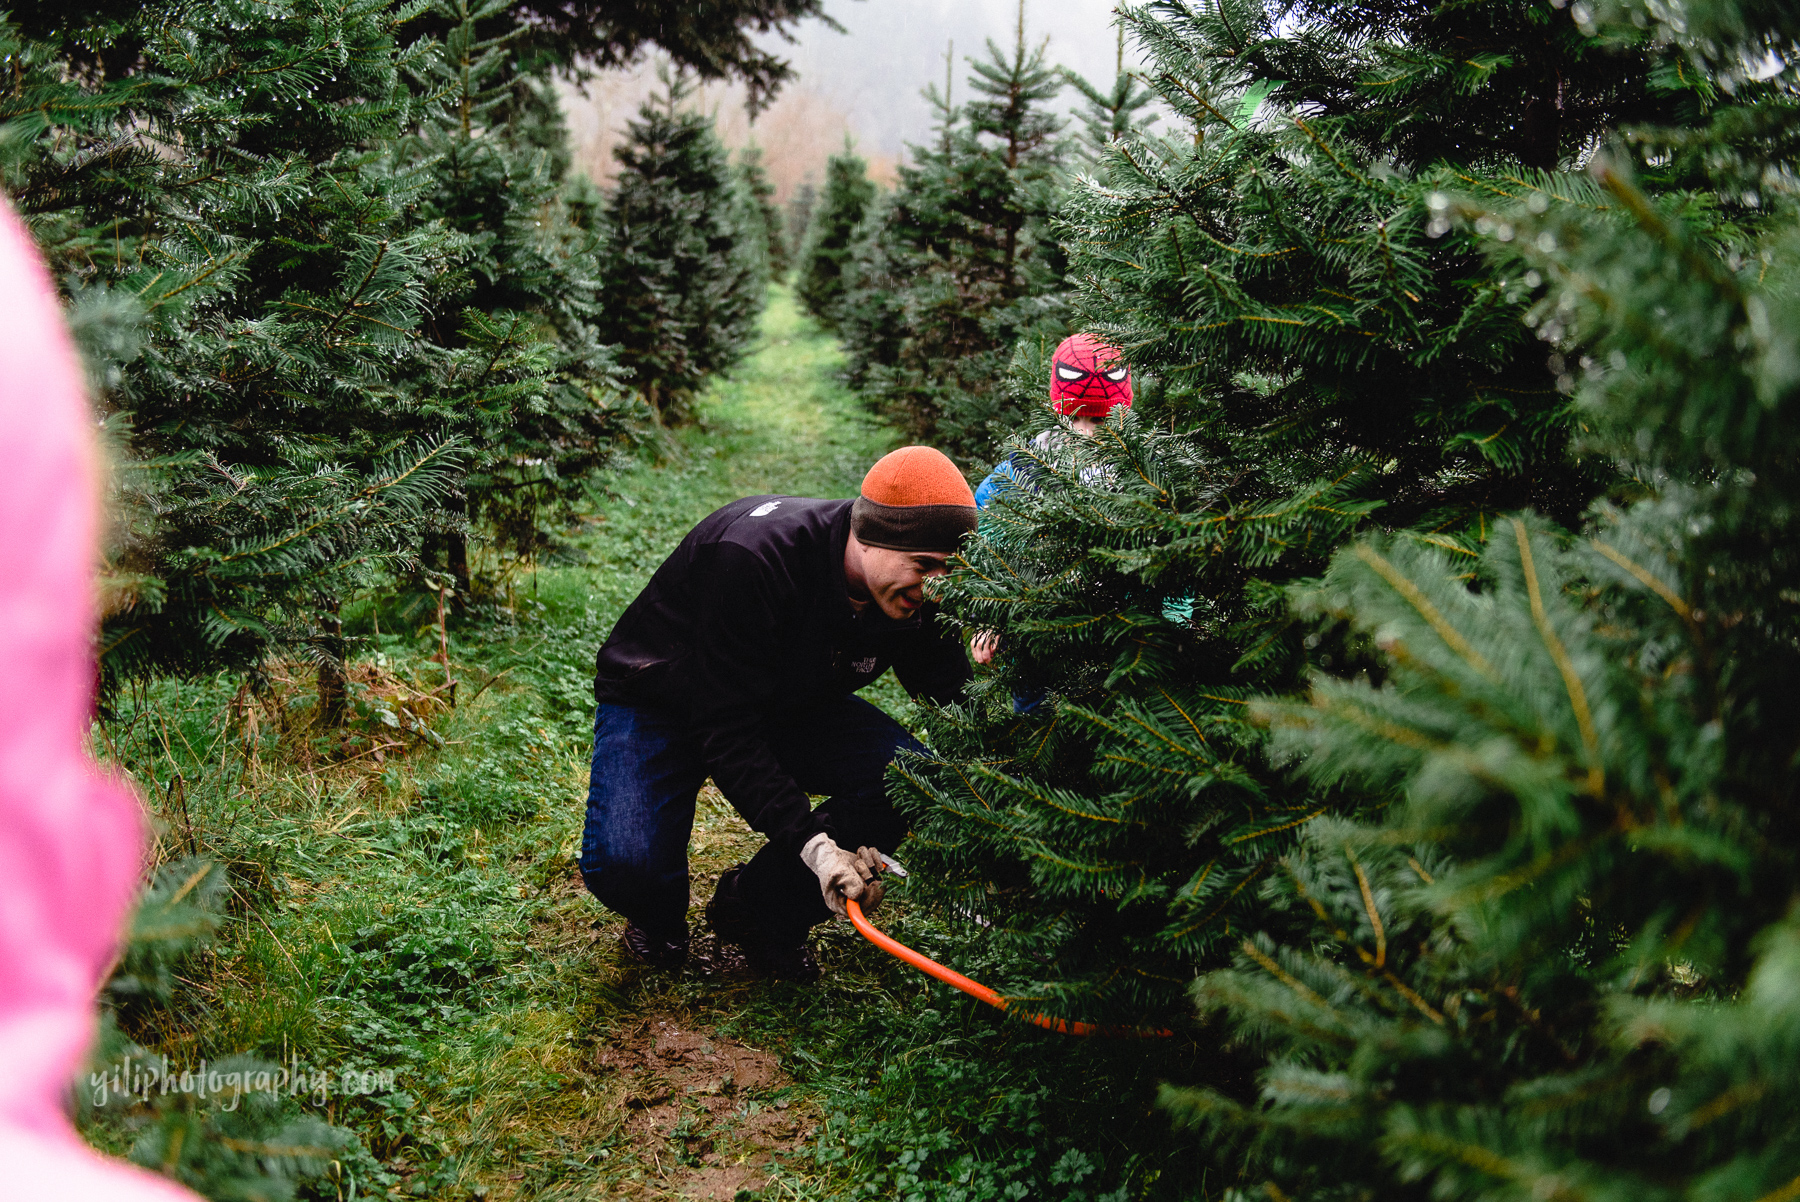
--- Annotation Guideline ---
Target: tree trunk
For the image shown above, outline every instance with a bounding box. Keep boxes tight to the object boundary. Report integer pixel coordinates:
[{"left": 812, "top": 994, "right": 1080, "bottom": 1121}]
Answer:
[
  {"left": 447, "top": 525, "right": 470, "bottom": 609},
  {"left": 317, "top": 599, "right": 345, "bottom": 727}
]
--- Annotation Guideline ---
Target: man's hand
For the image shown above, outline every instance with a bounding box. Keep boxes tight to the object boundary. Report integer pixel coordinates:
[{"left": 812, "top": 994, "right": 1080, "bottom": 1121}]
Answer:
[
  {"left": 970, "top": 630, "right": 1000, "bottom": 665},
  {"left": 800, "top": 833, "right": 886, "bottom": 917}
]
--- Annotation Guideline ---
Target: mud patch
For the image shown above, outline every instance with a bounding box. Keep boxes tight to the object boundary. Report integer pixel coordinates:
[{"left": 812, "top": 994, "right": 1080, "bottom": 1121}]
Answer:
[{"left": 594, "top": 1014, "right": 815, "bottom": 1199}]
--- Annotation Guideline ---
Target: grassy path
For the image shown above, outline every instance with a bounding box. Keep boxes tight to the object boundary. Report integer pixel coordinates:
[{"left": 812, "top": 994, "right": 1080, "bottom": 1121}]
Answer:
[
  {"left": 412, "top": 284, "right": 917, "bottom": 1201},
  {"left": 91, "top": 286, "right": 1187, "bottom": 1202}
]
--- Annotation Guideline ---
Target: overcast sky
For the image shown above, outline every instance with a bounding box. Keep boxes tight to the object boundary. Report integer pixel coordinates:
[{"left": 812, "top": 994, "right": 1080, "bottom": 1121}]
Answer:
[
  {"left": 762, "top": 0, "right": 1136, "bottom": 160},
  {"left": 563, "top": 1, "right": 1144, "bottom": 201}
]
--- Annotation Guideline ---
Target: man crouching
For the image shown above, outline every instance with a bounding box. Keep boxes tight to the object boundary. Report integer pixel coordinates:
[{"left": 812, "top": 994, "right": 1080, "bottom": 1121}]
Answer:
[{"left": 582, "top": 446, "right": 976, "bottom": 981}]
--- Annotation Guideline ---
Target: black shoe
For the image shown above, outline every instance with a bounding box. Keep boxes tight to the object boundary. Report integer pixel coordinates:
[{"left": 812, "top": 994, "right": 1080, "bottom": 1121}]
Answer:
[
  {"left": 706, "top": 866, "right": 755, "bottom": 941},
  {"left": 621, "top": 921, "right": 688, "bottom": 970},
  {"left": 707, "top": 867, "right": 821, "bottom": 983},
  {"left": 743, "top": 937, "right": 820, "bottom": 983}
]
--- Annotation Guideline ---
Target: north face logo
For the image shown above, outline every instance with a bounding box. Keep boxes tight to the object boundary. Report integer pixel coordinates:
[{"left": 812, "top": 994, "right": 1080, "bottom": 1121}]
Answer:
[
  {"left": 851, "top": 656, "right": 878, "bottom": 674},
  {"left": 749, "top": 500, "right": 782, "bottom": 517}
]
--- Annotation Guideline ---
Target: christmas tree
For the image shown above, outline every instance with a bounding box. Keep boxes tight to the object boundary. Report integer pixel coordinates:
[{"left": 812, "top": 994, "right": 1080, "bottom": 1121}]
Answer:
[
  {"left": 407, "top": 0, "right": 634, "bottom": 588},
  {"left": 6, "top": 0, "right": 813, "bottom": 696},
  {"left": 1061, "top": 27, "right": 1158, "bottom": 167},
  {"left": 784, "top": 178, "right": 818, "bottom": 266},
  {"left": 1168, "top": 2, "right": 1800, "bottom": 1184},
  {"left": 836, "top": 7, "right": 1068, "bottom": 456},
  {"left": 737, "top": 145, "right": 791, "bottom": 278},
  {"left": 4, "top": 0, "right": 470, "bottom": 695},
  {"left": 1250, "top": 0, "right": 1680, "bottom": 170},
  {"left": 793, "top": 142, "right": 877, "bottom": 330},
  {"left": 893, "top": 0, "right": 1699, "bottom": 1026},
  {"left": 592, "top": 72, "right": 763, "bottom": 423}
]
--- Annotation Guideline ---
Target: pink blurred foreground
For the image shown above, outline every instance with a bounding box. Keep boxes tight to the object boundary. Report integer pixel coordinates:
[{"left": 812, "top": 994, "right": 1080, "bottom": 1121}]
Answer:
[{"left": 0, "top": 200, "right": 199, "bottom": 1198}]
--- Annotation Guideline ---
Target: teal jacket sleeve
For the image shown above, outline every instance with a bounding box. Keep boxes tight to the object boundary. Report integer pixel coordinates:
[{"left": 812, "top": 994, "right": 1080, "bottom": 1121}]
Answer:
[{"left": 972, "top": 456, "right": 1018, "bottom": 510}]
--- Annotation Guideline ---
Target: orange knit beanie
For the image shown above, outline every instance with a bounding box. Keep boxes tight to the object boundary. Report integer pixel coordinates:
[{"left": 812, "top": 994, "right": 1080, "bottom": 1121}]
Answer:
[{"left": 851, "top": 446, "right": 977, "bottom": 552}]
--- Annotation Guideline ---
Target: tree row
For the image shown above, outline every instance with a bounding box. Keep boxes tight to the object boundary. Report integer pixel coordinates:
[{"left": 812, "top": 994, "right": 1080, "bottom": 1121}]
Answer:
[{"left": 795, "top": 0, "right": 1800, "bottom": 1197}]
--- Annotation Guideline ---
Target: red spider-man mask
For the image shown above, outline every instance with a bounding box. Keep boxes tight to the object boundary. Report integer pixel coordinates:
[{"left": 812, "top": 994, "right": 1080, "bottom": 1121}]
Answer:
[{"left": 1049, "top": 333, "right": 1133, "bottom": 417}]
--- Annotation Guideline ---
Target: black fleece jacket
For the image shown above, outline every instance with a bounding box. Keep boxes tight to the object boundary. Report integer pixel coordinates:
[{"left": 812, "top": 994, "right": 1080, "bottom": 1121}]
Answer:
[{"left": 593, "top": 495, "right": 971, "bottom": 853}]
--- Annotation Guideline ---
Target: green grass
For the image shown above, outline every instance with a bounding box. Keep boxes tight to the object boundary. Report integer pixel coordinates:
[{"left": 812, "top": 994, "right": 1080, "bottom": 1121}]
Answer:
[{"left": 87, "top": 286, "right": 1217, "bottom": 1202}]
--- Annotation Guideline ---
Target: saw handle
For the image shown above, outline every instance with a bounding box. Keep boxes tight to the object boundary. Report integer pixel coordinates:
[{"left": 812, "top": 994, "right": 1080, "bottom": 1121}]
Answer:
[{"left": 843, "top": 899, "right": 1172, "bottom": 1038}]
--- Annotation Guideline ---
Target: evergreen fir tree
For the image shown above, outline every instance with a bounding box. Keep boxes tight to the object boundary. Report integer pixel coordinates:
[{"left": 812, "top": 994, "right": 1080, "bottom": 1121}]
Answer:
[
  {"left": 836, "top": 9, "right": 1068, "bottom": 456},
  {"left": 784, "top": 178, "right": 817, "bottom": 265},
  {"left": 1251, "top": 0, "right": 1681, "bottom": 170},
  {"left": 1153, "top": 3, "right": 1800, "bottom": 1193},
  {"left": 1171, "top": 103, "right": 1800, "bottom": 1202},
  {"left": 593, "top": 73, "right": 762, "bottom": 423},
  {"left": 408, "top": 0, "right": 633, "bottom": 586},
  {"left": 2, "top": 0, "right": 469, "bottom": 696},
  {"left": 737, "top": 145, "right": 790, "bottom": 277},
  {"left": 8, "top": 0, "right": 794, "bottom": 696},
  {"left": 892, "top": 0, "right": 1700, "bottom": 1027},
  {"left": 724, "top": 151, "right": 775, "bottom": 295},
  {"left": 892, "top": 408, "right": 1381, "bottom": 1023},
  {"left": 794, "top": 143, "right": 876, "bottom": 329},
  {"left": 1064, "top": 0, "right": 1683, "bottom": 530},
  {"left": 1061, "top": 28, "right": 1158, "bottom": 166}
]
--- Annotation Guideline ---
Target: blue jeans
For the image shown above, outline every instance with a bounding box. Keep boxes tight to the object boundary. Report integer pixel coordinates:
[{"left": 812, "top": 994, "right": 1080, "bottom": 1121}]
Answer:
[{"left": 580, "top": 694, "right": 920, "bottom": 941}]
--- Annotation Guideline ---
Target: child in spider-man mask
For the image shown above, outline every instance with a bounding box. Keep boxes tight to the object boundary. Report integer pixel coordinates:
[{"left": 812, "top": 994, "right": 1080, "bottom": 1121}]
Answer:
[
  {"left": 972, "top": 332, "right": 1133, "bottom": 509},
  {"left": 968, "top": 333, "right": 1133, "bottom": 681}
]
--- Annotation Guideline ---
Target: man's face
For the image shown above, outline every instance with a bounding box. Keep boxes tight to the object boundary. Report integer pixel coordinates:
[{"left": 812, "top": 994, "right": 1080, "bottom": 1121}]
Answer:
[{"left": 859, "top": 545, "right": 951, "bottom": 620}]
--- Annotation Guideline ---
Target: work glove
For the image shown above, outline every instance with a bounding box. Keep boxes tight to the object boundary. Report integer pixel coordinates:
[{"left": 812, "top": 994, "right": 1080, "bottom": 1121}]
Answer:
[{"left": 800, "top": 832, "right": 886, "bottom": 918}]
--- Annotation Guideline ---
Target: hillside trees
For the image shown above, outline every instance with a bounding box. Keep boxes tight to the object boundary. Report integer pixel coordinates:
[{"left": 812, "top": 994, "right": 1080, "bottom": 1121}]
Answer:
[
  {"left": 593, "top": 76, "right": 766, "bottom": 423},
  {"left": 794, "top": 145, "right": 876, "bottom": 329},
  {"left": 835, "top": 15, "right": 1068, "bottom": 456},
  {"left": 1167, "top": 1, "right": 1800, "bottom": 1192},
  {"left": 893, "top": 0, "right": 1698, "bottom": 1026}
]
